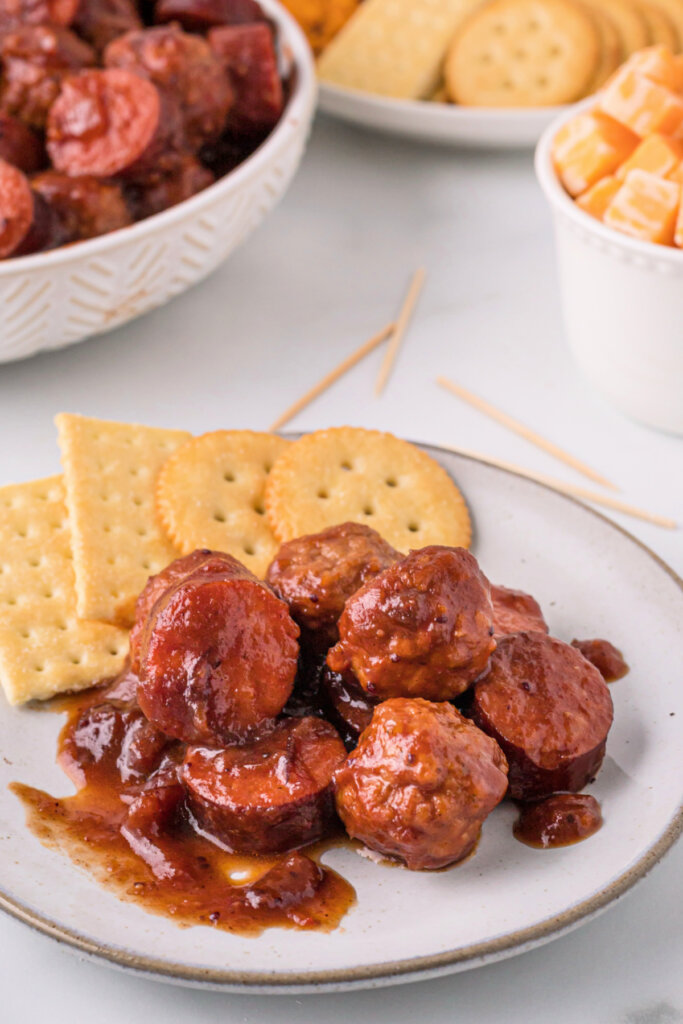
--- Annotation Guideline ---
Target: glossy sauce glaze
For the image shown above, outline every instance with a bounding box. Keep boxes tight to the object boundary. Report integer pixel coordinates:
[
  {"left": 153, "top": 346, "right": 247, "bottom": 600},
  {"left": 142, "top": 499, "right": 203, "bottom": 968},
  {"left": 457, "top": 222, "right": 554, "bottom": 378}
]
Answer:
[
  {"left": 513, "top": 793, "right": 603, "bottom": 848},
  {"left": 12, "top": 671, "right": 355, "bottom": 936}
]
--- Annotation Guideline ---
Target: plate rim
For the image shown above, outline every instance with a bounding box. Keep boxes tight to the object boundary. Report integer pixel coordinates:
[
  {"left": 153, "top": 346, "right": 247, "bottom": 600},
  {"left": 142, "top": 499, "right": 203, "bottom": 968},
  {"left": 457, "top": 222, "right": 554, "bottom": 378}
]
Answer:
[{"left": 1, "top": 444, "right": 681, "bottom": 990}]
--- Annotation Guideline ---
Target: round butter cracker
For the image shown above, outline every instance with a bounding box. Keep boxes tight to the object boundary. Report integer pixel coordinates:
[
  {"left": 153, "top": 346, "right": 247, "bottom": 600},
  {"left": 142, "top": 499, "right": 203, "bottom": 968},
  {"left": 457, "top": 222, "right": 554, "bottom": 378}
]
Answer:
[
  {"left": 265, "top": 427, "right": 472, "bottom": 553},
  {"left": 581, "top": 0, "right": 649, "bottom": 54},
  {"left": 445, "top": 0, "right": 602, "bottom": 107},
  {"left": 155, "top": 431, "right": 290, "bottom": 578}
]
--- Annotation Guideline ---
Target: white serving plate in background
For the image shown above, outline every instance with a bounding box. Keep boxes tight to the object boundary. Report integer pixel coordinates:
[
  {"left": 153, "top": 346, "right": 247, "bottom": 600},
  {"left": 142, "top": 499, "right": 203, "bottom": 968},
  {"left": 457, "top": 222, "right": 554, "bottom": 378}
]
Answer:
[
  {"left": 0, "top": 445, "right": 680, "bottom": 993},
  {"left": 319, "top": 83, "right": 567, "bottom": 148},
  {"left": 0, "top": 0, "right": 316, "bottom": 365}
]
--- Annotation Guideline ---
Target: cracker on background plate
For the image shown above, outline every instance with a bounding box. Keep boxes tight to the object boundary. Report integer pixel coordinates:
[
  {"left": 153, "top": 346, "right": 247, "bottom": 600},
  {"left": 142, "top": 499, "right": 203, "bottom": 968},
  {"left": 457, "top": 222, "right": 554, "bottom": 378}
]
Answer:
[
  {"left": 0, "top": 476, "right": 129, "bottom": 705},
  {"left": 445, "top": 0, "right": 601, "bottom": 107},
  {"left": 585, "top": 7, "right": 622, "bottom": 92},
  {"left": 155, "top": 431, "right": 290, "bottom": 579},
  {"left": 56, "top": 413, "right": 191, "bottom": 627},
  {"left": 637, "top": 1, "right": 679, "bottom": 49},
  {"left": 581, "top": 0, "right": 649, "bottom": 55},
  {"left": 265, "top": 427, "right": 472, "bottom": 552},
  {"left": 317, "top": 0, "right": 485, "bottom": 99}
]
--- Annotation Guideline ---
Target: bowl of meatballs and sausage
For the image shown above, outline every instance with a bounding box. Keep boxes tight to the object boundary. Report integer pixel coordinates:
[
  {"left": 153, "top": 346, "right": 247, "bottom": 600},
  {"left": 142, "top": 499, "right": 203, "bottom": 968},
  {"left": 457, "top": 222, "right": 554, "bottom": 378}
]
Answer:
[
  {"left": 3, "top": 424, "right": 678, "bottom": 991},
  {"left": 0, "top": 0, "right": 316, "bottom": 362}
]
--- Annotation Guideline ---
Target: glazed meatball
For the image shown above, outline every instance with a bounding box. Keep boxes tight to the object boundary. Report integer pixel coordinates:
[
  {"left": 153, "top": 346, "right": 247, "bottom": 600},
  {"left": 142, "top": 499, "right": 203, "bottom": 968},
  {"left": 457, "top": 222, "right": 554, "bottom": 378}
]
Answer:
[
  {"left": 471, "top": 631, "right": 614, "bottom": 800},
  {"left": 266, "top": 522, "right": 400, "bottom": 651},
  {"left": 491, "top": 584, "right": 548, "bottom": 637},
  {"left": 131, "top": 550, "right": 300, "bottom": 745},
  {"left": 334, "top": 698, "right": 508, "bottom": 870},
  {"left": 182, "top": 717, "right": 346, "bottom": 854},
  {"left": 327, "top": 546, "right": 495, "bottom": 701}
]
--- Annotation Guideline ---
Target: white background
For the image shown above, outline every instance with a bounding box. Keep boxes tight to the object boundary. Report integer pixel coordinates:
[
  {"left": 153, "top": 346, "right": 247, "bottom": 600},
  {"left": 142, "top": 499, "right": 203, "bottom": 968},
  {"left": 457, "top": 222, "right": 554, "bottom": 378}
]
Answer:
[{"left": 0, "top": 115, "right": 681, "bottom": 1022}]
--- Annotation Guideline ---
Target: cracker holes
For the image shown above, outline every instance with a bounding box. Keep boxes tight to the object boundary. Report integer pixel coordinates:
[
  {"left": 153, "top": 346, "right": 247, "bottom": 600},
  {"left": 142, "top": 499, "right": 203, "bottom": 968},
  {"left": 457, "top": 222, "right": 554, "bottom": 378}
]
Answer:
[
  {"left": 19, "top": 629, "right": 30, "bottom": 639},
  {"left": 263, "top": 463, "right": 273, "bottom": 474},
  {"left": 223, "top": 471, "right": 235, "bottom": 483},
  {"left": 408, "top": 522, "right": 420, "bottom": 533},
  {"left": 110, "top": 589, "right": 120, "bottom": 599},
  {"left": 253, "top": 502, "right": 266, "bottom": 516},
  {"left": 141, "top": 560, "right": 151, "bottom": 570},
  {"left": 362, "top": 505, "right": 374, "bottom": 517},
  {"left": 340, "top": 460, "right": 353, "bottom": 471},
  {"left": 385, "top": 477, "right": 398, "bottom": 488},
  {"left": 317, "top": 489, "right": 329, "bottom": 500},
  {"left": 43, "top": 590, "right": 54, "bottom": 600},
  {"left": 243, "top": 544, "right": 255, "bottom": 557},
  {"left": 108, "top": 647, "right": 122, "bottom": 657},
  {"left": 537, "top": 76, "right": 548, "bottom": 88},
  {"left": 136, "top": 528, "right": 148, "bottom": 537},
  {"left": 214, "top": 511, "right": 226, "bottom": 523},
  {"left": 132, "top": 497, "right": 143, "bottom": 507},
  {"left": 34, "top": 664, "right": 44, "bottom": 673},
  {"left": 6, "top": 597, "right": 16, "bottom": 606},
  {"left": 28, "top": 558, "right": 40, "bottom": 568},
  {"left": 70, "top": 655, "right": 81, "bottom": 666}
]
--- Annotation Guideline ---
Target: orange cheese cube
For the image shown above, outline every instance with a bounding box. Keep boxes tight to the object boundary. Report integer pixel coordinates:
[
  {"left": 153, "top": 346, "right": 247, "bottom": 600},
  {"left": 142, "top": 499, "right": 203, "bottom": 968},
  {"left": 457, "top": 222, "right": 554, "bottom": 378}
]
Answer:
[
  {"left": 611, "top": 46, "right": 683, "bottom": 92},
  {"left": 604, "top": 168, "right": 681, "bottom": 244},
  {"left": 599, "top": 68, "right": 683, "bottom": 137},
  {"left": 576, "top": 176, "right": 622, "bottom": 219},
  {"left": 669, "top": 161, "right": 683, "bottom": 182},
  {"left": 552, "top": 111, "right": 639, "bottom": 197},
  {"left": 616, "top": 133, "right": 683, "bottom": 180}
]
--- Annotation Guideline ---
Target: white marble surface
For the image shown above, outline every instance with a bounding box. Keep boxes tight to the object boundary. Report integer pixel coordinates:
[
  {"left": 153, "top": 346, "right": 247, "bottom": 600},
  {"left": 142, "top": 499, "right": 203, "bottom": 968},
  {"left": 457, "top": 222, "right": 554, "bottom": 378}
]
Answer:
[{"left": 0, "top": 115, "right": 681, "bottom": 1021}]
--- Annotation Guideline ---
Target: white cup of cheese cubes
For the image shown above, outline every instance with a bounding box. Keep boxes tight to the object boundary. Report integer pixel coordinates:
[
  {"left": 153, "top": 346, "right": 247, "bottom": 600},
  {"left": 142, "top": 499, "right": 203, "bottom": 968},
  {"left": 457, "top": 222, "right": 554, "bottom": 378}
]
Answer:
[{"left": 535, "top": 46, "right": 683, "bottom": 435}]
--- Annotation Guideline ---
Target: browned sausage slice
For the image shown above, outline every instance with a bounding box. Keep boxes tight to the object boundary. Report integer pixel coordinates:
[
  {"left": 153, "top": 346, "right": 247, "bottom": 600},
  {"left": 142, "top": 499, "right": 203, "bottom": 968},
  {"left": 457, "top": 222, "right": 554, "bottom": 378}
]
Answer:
[
  {"left": 32, "top": 171, "right": 132, "bottom": 241},
  {"left": 155, "top": 0, "right": 265, "bottom": 32},
  {"left": 182, "top": 717, "right": 346, "bottom": 854},
  {"left": 0, "top": 113, "right": 45, "bottom": 173},
  {"left": 105, "top": 26, "right": 232, "bottom": 150},
  {"left": 319, "top": 665, "right": 375, "bottom": 747},
  {"left": 266, "top": 523, "right": 400, "bottom": 653},
  {"left": 491, "top": 584, "right": 548, "bottom": 637},
  {"left": 209, "top": 24, "right": 283, "bottom": 134},
  {"left": 334, "top": 698, "right": 509, "bottom": 870},
  {"left": 0, "top": 160, "right": 61, "bottom": 258},
  {"left": 471, "top": 631, "right": 614, "bottom": 800},
  {"left": 47, "top": 68, "right": 182, "bottom": 181},
  {"left": 133, "top": 551, "right": 300, "bottom": 744},
  {"left": 571, "top": 638, "right": 629, "bottom": 681},
  {"left": 327, "top": 546, "right": 495, "bottom": 702},
  {"left": 129, "top": 549, "right": 235, "bottom": 673},
  {"left": 0, "top": 26, "right": 95, "bottom": 131}
]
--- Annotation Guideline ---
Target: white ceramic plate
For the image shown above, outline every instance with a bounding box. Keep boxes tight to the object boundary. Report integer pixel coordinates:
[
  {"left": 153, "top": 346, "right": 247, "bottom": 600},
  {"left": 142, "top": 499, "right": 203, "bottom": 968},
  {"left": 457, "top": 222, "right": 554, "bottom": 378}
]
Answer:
[
  {"left": 318, "top": 84, "right": 568, "bottom": 148},
  {"left": 0, "top": 446, "right": 681, "bottom": 993}
]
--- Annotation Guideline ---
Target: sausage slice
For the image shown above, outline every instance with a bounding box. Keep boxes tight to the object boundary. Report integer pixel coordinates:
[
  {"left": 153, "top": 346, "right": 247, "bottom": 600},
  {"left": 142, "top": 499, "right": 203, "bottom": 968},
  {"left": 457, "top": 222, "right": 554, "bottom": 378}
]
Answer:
[
  {"left": 182, "top": 717, "right": 347, "bottom": 854},
  {"left": 334, "top": 698, "right": 508, "bottom": 870},
  {"left": 47, "top": 68, "right": 182, "bottom": 181},
  {"left": 491, "top": 584, "right": 548, "bottom": 637},
  {"left": 327, "top": 546, "right": 495, "bottom": 702},
  {"left": 209, "top": 24, "right": 283, "bottom": 134},
  {"left": 471, "top": 631, "right": 614, "bottom": 800},
  {"left": 155, "top": 0, "right": 265, "bottom": 32},
  {"left": 0, "top": 160, "right": 62, "bottom": 258},
  {"left": 319, "top": 665, "right": 375, "bottom": 747},
  {"left": 133, "top": 550, "right": 300, "bottom": 745},
  {"left": 571, "top": 638, "right": 629, "bottom": 681}
]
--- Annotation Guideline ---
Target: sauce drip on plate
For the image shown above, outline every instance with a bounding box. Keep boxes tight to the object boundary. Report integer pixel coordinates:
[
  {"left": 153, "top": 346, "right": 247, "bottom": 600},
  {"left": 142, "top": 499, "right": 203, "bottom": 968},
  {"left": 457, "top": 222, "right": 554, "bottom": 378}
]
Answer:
[{"left": 12, "top": 673, "right": 355, "bottom": 936}]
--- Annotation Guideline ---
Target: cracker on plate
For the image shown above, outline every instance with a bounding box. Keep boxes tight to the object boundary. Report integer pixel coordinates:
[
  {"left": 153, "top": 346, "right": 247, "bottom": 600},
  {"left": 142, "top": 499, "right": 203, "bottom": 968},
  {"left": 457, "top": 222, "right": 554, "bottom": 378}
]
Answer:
[
  {"left": 0, "top": 476, "right": 129, "bottom": 705},
  {"left": 155, "top": 431, "right": 290, "bottom": 578},
  {"left": 445, "top": 0, "right": 601, "bottom": 107},
  {"left": 265, "top": 427, "right": 472, "bottom": 552},
  {"left": 317, "top": 0, "right": 484, "bottom": 99},
  {"left": 56, "top": 413, "right": 191, "bottom": 627}
]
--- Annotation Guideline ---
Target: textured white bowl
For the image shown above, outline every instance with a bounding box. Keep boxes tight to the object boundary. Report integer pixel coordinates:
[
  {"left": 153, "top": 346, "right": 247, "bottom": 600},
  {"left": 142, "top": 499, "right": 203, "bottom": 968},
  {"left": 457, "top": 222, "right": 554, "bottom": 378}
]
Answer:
[
  {"left": 536, "top": 99, "right": 683, "bottom": 435},
  {"left": 0, "top": 0, "right": 316, "bottom": 364}
]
